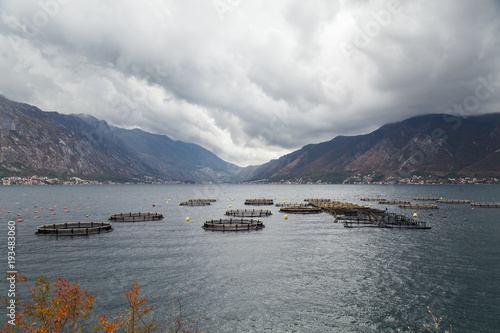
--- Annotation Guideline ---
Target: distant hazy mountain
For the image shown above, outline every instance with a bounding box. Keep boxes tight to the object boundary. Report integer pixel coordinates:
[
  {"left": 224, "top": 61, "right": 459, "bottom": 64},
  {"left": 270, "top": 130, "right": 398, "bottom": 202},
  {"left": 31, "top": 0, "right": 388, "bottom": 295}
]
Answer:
[
  {"left": 240, "top": 113, "right": 500, "bottom": 182},
  {"left": 110, "top": 127, "right": 240, "bottom": 182},
  {"left": 0, "top": 95, "right": 240, "bottom": 182}
]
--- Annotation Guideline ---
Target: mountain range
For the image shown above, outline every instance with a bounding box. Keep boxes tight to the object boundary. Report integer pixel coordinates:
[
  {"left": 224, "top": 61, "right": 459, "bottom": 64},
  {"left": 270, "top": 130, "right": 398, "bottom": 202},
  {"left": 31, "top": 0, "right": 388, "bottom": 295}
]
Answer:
[
  {"left": 240, "top": 113, "right": 500, "bottom": 182},
  {"left": 1, "top": 94, "right": 499, "bottom": 183},
  {"left": 0, "top": 95, "right": 240, "bottom": 182}
]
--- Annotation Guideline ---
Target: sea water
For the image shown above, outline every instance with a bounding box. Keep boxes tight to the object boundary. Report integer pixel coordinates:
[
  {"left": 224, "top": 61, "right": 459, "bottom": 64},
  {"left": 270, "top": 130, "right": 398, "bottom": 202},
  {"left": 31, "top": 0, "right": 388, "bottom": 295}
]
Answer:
[{"left": 0, "top": 184, "right": 499, "bottom": 332}]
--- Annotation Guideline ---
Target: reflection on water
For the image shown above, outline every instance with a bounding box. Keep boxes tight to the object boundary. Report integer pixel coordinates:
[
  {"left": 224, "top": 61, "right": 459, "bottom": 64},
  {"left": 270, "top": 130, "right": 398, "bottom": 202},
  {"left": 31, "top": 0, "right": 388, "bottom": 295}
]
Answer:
[{"left": 0, "top": 184, "right": 499, "bottom": 332}]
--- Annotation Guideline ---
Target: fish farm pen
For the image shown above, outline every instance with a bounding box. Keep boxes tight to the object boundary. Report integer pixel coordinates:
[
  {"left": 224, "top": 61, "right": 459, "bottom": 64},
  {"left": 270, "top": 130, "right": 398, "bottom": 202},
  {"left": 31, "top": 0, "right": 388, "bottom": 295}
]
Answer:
[
  {"left": 225, "top": 209, "right": 272, "bottom": 217},
  {"left": 360, "top": 198, "right": 387, "bottom": 201},
  {"left": 275, "top": 202, "right": 310, "bottom": 207},
  {"left": 338, "top": 213, "right": 431, "bottom": 229},
  {"left": 202, "top": 218, "right": 265, "bottom": 231},
  {"left": 245, "top": 198, "right": 274, "bottom": 205},
  {"left": 471, "top": 202, "right": 500, "bottom": 208},
  {"left": 379, "top": 200, "right": 411, "bottom": 204},
  {"left": 36, "top": 222, "right": 113, "bottom": 235},
  {"left": 109, "top": 212, "right": 164, "bottom": 222},
  {"left": 413, "top": 197, "right": 440, "bottom": 201},
  {"left": 305, "top": 198, "right": 331, "bottom": 203},
  {"left": 180, "top": 199, "right": 216, "bottom": 206},
  {"left": 279, "top": 206, "right": 323, "bottom": 213},
  {"left": 437, "top": 199, "right": 471, "bottom": 204},
  {"left": 399, "top": 204, "right": 439, "bottom": 209}
]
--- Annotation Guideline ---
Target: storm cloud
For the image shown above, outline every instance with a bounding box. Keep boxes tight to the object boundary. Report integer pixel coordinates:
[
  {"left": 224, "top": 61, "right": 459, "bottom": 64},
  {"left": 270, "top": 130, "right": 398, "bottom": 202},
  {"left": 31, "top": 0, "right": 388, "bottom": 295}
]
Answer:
[{"left": 1, "top": 0, "right": 499, "bottom": 166}]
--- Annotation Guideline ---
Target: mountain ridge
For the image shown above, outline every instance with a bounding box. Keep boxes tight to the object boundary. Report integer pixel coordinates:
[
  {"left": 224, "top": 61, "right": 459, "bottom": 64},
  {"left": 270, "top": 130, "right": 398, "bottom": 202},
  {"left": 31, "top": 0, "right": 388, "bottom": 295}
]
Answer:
[
  {"left": 240, "top": 113, "right": 500, "bottom": 182},
  {"left": 0, "top": 95, "right": 240, "bottom": 182}
]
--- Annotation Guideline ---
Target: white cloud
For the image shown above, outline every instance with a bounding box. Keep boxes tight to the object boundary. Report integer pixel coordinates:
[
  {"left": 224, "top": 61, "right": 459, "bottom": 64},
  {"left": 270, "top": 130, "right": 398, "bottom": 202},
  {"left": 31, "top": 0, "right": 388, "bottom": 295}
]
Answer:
[{"left": 1, "top": 0, "right": 499, "bottom": 166}]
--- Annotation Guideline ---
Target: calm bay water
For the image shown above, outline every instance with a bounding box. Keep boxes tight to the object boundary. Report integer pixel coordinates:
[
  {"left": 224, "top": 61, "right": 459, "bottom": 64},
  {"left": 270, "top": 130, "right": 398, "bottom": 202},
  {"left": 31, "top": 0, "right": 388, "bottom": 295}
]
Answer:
[{"left": 1, "top": 184, "right": 499, "bottom": 332}]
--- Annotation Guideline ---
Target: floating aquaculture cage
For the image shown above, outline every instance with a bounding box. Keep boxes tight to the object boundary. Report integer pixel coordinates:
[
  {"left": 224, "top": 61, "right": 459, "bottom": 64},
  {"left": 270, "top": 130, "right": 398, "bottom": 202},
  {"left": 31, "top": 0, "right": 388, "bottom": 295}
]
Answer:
[
  {"left": 304, "top": 198, "right": 331, "bottom": 203},
  {"left": 202, "top": 218, "right": 265, "bottom": 231},
  {"left": 109, "top": 212, "right": 164, "bottom": 222},
  {"left": 380, "top": 200, "right": 411, "bottom": 204},
  {"left": 399, "top": 204, "right": 439, "bottom": 209},
  {"left": 245, "top": 199, "right": 274, "bottom": 205},
  {"left": 413, "top": 197, "right": 440, "bottom": 201},
  {"left": 279, "top": 206, "right": 323, "bottom": 214},
  {"left": 471, "top": 202, "right": 500, "bottom": 208},
  {"left": 36, "top": 222, "right": 113, "bottom": 236},
  {"left": 436, "top": 199, "right": 470, "bottom": 204},
  {"left": 338, "top": 212, "right": 431, "bottom": 229},
  {"left": 275, "top": 202, "right": 310, "bottom": 207},
  {"left": 180, "top": 199, "right": 215, "bottom": 206},
  {"left": 225, "top": 209, "right": 272, "bottom": 217}
]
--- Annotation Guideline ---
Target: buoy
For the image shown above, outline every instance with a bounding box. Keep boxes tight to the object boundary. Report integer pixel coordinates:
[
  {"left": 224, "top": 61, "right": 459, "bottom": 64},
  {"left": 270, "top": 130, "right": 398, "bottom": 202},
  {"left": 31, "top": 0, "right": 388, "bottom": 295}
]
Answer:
[
  {"left": 85, "top": 215, "right": 89, "bottom": 217},
  {"left": 229, "top": 205, "right": 232, "bottom": 208},
  {"left": 50, "top": 213, "right": 56, "bottom": 215},
  {"left": 16, "top": 219, "right": 23, "bottom": 222},
  {"left": 35, "top": 216, "right": 41, "bottom": 218},
  {"left": 413, "top": 213, "right": 418, "bottom": 217},
  {"left": 17, "top": 213, "right": 22, "bottom": 216},
  {"left": 284, "top": 214, "right": 288, "bottom": 220},
  {"left": 185, "top": 217, "right": 190, "bottom": 222},
  {"left": 63, "top": 207, "right": 67, "bottom": 209},
  {"left": 65, "top": 210, "right": 70, "bottom": 213},
  {"left": 152, "top": 204, "right": 156, "bottom": 207},
  {"left": 35, "top": 211, "right": 39, "bottom": 213},
  {"left": 24, "top": 209, "right": 29, "bottom": 211}
]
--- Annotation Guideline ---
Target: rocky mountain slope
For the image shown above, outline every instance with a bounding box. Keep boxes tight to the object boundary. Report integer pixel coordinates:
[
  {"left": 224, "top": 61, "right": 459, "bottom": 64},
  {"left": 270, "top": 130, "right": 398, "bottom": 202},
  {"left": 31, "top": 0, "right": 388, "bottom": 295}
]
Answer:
[
  {"left": 0, "top": 95, "right": 240, "bottom": 182},
  {"left": 241, "top": 113, "right": 500, "bottom": 182}
]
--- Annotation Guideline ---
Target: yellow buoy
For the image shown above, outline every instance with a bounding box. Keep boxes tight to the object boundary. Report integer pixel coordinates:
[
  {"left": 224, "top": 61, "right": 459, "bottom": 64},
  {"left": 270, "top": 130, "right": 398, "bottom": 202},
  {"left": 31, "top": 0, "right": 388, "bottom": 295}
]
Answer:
[
  {"left": 85, "top": 215, "right": 89, "bottom": 217},
  {"left": 185, "top": 217, "right": 190, "bottom": 222},
  {"left": 413, "top": 213, "right": 417, "bottom": 217},
  {"left": 284, "top": 214, "right": 288, "bottom": 220},
  {"left": 229, "top": 205, "right": 231, "bottom": 208}
]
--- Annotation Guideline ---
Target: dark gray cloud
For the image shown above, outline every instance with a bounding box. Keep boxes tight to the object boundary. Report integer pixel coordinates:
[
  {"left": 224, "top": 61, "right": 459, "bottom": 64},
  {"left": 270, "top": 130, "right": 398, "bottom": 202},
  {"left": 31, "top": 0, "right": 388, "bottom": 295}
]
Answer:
[{"left": 1, "top": 0, "right": 499, "bottom": 166}]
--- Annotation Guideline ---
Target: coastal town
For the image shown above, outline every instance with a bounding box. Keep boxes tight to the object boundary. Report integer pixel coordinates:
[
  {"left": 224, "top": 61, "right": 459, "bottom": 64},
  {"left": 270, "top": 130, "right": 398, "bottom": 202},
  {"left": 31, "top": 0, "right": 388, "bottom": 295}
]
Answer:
[{"left": 1, "top": 173, "right": 499, "bottom": 186}]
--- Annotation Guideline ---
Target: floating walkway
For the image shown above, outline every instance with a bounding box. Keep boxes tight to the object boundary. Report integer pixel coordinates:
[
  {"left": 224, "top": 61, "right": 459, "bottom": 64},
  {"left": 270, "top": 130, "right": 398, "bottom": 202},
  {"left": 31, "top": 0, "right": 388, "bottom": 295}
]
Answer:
[
  {"left": 399, "top": 204, "right": 439, "bottom": 209},
  {"left": 245, "top": 198, "right": 274, "bottom": 205},
  {"left": 437, "top": 199, "right": 470, "bottom": 204},
  {"left": 36, "top": 222, "right": 113, "bottom": 236},
  {"left": 279, "top": 206, "right": 323, "bottom": 214},
  {"left": 471, "top": 202, "right": 500, "bottom": 208},
  {"left": 180, "top": 199, "right": 215, "bottom": 206},
  {"left": 202, "top": 218, "right": 264, "bottom": 231},
  {"left": 360, "top": 198, "right": 387, "bottom": 201},
  {"left": 225, "top": 209, "right": 272, "bottom": 217},
  {"left": 109, "top": 212, "right": 164, "bottom": 222}
]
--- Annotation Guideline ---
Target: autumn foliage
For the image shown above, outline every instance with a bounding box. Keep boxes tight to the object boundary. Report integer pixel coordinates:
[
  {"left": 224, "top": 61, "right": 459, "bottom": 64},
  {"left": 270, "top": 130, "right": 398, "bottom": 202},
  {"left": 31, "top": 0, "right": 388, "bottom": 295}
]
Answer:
[{"left": 1, "top": 273, "right": 203, "bottom": 333}]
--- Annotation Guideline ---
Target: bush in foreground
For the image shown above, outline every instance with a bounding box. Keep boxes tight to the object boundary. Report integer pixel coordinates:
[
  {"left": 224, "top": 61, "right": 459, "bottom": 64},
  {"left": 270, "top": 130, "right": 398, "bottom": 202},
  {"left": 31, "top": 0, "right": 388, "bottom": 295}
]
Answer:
[{"left": 1, "top": 273, "right": 203, "bottom": 333}]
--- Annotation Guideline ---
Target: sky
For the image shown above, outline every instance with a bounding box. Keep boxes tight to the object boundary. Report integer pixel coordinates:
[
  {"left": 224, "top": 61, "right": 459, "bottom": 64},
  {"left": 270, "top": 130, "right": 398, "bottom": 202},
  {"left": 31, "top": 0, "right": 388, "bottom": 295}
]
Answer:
[{"left": 1, "top": 0, "right": 499, "bottom": 167}]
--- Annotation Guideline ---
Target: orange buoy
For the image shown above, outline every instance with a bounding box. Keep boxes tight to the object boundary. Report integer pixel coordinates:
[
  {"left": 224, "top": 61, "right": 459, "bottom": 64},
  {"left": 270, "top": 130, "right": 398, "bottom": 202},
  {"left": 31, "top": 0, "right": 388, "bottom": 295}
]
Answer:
[
  {"left": 17, "top": 213, "right": 22, "bottom": 216},
  {"left": 24, "top": 209, "right": 29, "bottom": 211},
  {"left": 35, "top": 216, "right": 41, "bottom": 218},
  {"left": 50, "top": 213, "right": 56, "bottom": 215},
  {"left": 16, "top": 219, "right": 23, "bottom": 222},
  {"left": 35, "top": 211, "right": 39, "bottom": 213},
  {"left": 65, "top": 210, "right": 70, "bottom": 213}
]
